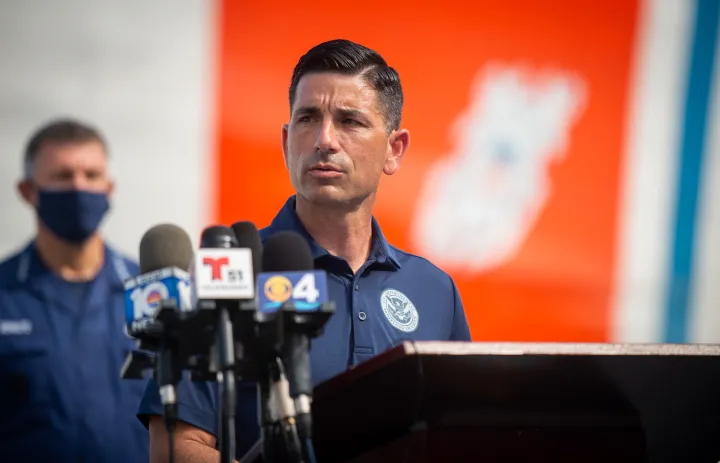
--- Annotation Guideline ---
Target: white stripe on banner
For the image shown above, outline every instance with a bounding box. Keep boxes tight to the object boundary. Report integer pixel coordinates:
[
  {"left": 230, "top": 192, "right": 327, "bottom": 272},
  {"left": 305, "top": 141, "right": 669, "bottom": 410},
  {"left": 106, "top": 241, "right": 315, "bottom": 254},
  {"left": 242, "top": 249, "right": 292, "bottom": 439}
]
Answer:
[
  {"left": 611, "top": 0, "right": 695, "bottom": 342},
  {"left": 689, "top": 22, "right": 720, "bottom": 343}
]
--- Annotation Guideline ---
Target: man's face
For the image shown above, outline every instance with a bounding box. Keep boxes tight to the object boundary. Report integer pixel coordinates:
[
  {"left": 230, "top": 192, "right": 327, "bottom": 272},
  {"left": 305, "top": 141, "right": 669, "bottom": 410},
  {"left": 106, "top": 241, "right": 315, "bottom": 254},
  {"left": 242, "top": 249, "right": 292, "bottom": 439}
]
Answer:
[
  {"left": 282, "top": 72, "right": 407, "bottom": 209},
  {"left": 22, "top": 141, "right": 113, "bottom": 206}
]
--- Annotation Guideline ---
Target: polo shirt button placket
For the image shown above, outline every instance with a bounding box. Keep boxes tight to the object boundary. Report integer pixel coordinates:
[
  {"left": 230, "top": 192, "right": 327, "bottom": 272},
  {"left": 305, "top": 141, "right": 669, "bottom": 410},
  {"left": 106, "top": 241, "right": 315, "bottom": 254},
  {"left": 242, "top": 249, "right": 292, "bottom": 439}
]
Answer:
[{"left": 354, "top": 282, "right": 364, "bottom": 320}]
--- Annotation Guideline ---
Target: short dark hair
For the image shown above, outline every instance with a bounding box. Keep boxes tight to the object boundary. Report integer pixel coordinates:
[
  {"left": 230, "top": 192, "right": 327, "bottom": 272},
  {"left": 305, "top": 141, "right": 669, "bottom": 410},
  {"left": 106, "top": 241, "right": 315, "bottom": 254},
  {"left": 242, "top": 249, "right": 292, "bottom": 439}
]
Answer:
[
  {"left": 24, "top": 118, "right": 107, "bottom": 178},
  {"left": 289, "top": 39, "right": 404, "bottom": 133}
]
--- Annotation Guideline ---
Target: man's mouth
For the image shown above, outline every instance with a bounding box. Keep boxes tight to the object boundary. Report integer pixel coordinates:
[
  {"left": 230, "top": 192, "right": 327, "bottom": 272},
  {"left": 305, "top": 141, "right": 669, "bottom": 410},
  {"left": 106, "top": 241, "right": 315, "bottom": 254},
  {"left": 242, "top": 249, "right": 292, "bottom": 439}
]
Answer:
[
  {"left": 309, "top": 163, "right": 342, "bottom": 172},
  {"left": 308, "top": 163, "right": 344, "bottom": 179}
]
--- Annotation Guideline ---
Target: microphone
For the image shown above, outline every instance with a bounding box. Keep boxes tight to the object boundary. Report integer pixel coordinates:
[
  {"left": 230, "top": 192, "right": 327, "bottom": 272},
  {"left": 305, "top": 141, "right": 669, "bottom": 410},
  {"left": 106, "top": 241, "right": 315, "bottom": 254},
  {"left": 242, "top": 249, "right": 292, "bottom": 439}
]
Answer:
[
  {"left": 229, "top": 220, "right": 265, "bottom": 373},
  {"left": 256, "top": 231, "right": 333, "bottom": 463},
  {"left": 191, "top": 225, "right": 255, "bottom": 310},
  {"left": 192, "top": 225, "right": 257, "bottom": 463},
  {"left": 230, "top": 221, "right": 278, "bottom": 442},
  {"left": 124, "top": 224, "right": 193, "bottom": 345},
  {"left": 231, "top": 221, "right": 263, "bottom": 284},
  {"left": 122, "top": 223, "right": 194, "bottom": 463}
]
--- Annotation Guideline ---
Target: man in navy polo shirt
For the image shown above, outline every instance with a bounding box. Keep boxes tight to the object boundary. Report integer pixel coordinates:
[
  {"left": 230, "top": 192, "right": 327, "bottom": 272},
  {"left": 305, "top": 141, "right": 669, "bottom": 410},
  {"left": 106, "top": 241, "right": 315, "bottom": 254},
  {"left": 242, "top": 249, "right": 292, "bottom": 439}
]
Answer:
[
  {"left": 0, "top": 119, "right": 149, "bottom": 462},
  {"left": 139, "top": 39, "right": 472, "bottom": 462}
]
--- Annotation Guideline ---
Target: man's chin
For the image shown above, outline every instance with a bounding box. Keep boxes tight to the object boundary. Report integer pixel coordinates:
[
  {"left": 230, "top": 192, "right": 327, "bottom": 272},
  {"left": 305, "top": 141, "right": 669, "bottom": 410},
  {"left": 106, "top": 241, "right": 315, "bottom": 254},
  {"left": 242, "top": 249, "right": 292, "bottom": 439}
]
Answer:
[{"left": 298, "top": 187, "right": 364, "bottom": 210}]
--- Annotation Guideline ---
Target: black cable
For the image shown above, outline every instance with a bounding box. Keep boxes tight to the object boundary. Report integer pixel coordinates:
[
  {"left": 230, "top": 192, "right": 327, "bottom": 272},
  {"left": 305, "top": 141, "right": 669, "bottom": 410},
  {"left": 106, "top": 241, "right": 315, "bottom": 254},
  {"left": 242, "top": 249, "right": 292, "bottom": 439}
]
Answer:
[
  {"left": 303, "top": 438, "right": 318, "bottom": 463},
  {"left": 277, "top": 357, "right": 303, "bottom": 462},
  {"left": 164, "top": 404, "right": 177, "bottom": 463},
  {"left": 297, "top": 412, "right": 316, "bottom": 463},
  {"left": 219, "top": 370, "right": 236, "bottom": 462},
  {"left": 284, "top": 331, "right": 315, "bottom": 463},
  {"left": 266, "top": 357, "right": 304, "bottom": 462},
  {"left": 217, "top": 307, "right": 237, "bottom": 463},
  {"left": 156, "top": 332, "right": 180, "bottom": 463}
]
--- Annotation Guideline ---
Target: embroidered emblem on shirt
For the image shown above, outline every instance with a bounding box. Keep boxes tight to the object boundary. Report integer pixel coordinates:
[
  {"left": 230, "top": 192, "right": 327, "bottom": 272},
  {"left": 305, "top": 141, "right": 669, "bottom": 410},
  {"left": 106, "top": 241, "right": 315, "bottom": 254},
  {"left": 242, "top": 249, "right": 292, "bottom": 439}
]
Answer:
[{"left": 380, "top": 289, "right": 419, "bottom": 333}]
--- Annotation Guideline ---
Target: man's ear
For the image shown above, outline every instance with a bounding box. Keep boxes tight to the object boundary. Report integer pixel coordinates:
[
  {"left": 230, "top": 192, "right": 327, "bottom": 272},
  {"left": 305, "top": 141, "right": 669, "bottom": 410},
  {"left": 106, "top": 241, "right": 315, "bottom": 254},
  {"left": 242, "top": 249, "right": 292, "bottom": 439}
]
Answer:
[
  {"left": 17, "top": 179, "right": 37, "bottom": 207},
  {"left": 281, "top": 124, "right": 290, "bottom": 168},
  {"left": 383, "top": 129, "right": 410, "bottom": 176}
]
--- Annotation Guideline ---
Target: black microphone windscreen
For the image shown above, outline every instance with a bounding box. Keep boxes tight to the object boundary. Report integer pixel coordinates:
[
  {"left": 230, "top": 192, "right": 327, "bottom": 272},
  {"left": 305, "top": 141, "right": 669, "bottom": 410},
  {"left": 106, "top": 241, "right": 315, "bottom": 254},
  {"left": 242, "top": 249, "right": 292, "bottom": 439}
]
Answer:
[
  {"left": 231, "top": 221, "right": 263, "bottom": 275},
  {"left": 262, "top": 231, "right": 314, "bottom": 272},
  {"left": 200, "top": 225, "right": 238, "bottom": 249},
  {"left": 139, "top": 224, "right": 194, "bottom": 273}
]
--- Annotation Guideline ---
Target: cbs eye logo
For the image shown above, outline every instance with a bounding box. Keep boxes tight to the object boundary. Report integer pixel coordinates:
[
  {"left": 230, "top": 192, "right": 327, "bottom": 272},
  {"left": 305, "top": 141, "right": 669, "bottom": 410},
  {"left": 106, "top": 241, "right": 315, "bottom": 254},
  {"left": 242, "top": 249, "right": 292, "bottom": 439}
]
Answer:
[
  {"left": 262, "top": 273, "right": 320, "bottom": 305},
  {"left": 264, "top": 276, "right": 293, "bottom": 303}
]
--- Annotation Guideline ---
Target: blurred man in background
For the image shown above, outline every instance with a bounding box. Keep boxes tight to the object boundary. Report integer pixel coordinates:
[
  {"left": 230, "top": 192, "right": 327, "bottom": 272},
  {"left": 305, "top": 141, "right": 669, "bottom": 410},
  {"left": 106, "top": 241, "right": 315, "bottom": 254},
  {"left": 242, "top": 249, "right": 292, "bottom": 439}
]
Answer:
[
  {"left": 139, "top": 39, "right": 471, "bottom": 462},
  {"left": 0, "top": 119, "right": 149, "bottom": 462}
]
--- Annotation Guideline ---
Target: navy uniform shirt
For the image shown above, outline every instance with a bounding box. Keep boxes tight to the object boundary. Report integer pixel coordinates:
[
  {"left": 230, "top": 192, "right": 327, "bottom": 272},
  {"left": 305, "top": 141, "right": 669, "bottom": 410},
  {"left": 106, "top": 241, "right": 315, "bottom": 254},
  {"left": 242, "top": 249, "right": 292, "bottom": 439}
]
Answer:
[
  {"left": 137, "top": 196, "right": 471, "bottom": 458},
  {"left": 0, "top": 242, "right": 149, "bottom": 463}
]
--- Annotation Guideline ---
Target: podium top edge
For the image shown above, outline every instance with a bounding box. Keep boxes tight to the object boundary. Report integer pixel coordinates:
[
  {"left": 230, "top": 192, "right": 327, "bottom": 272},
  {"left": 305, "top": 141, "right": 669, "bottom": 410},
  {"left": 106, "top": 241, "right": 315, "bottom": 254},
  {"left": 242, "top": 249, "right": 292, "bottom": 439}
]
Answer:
[
  {"left": 314, "top": 340, "right": 720, "bottom": 402},
  {"left": 401, "top": 341, "right": 720, "bottom": 356}
]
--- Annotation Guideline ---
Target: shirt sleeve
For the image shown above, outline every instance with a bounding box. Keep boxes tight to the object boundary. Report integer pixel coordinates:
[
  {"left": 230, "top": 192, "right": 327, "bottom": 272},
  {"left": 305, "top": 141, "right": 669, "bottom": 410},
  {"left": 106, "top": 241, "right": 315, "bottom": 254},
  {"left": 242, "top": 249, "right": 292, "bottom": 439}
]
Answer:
[
  {"left": 449, "top": 278, "right": 472, "bottom": 341},
  {"left": 136, "top": 377, "right": 261, "bottom": 457},
  {"left": 137, "top": 377, "right": 218, "bottom": 435}
]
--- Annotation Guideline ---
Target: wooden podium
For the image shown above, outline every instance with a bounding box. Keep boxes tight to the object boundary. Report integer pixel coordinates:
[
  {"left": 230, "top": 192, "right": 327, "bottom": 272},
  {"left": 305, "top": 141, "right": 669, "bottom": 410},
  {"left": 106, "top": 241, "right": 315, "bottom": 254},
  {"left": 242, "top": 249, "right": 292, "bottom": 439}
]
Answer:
[{"left": 242, "top": 342, "right": 720, "bottom": 463}]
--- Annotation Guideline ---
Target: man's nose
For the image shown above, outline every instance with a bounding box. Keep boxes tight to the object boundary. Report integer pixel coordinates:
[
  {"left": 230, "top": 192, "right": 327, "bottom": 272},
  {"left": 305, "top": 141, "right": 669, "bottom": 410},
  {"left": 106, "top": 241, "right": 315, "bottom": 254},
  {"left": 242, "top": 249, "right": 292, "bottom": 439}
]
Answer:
[
  {"left": 315, "top": 118, "right": 339, "bottom": 153},
  {"left": 69, "top": 172, "right": 91, "bottom": 190}
]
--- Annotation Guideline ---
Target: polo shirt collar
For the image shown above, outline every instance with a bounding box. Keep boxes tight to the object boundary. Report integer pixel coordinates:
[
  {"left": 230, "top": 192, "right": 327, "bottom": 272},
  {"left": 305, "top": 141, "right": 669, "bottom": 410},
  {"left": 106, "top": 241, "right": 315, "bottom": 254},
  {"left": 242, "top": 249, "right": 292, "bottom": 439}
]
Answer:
[{"left": 269, "top": 196, "right": 401, "bottom": 269}]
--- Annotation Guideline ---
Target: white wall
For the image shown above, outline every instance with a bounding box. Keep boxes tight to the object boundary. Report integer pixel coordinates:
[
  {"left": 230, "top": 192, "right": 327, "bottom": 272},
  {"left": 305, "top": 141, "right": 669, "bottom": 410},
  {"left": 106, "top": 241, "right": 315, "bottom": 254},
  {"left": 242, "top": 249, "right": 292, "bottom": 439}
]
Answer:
[{"left": 0, "top": 0, "right": 215, "bottom": 261}]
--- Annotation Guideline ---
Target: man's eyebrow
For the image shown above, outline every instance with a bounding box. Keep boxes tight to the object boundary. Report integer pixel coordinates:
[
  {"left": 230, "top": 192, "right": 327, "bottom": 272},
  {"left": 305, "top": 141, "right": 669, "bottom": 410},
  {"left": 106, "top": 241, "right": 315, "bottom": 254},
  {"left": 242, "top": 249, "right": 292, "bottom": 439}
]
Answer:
[
  {"left": 293, "top": 106, "right": 370, "bottom": 121},
  {"left": 294, "top": 106, "right": 320, "bottom": 116},
  {"left": 336, "top": 108, "right": 367, "bottom": 119}
]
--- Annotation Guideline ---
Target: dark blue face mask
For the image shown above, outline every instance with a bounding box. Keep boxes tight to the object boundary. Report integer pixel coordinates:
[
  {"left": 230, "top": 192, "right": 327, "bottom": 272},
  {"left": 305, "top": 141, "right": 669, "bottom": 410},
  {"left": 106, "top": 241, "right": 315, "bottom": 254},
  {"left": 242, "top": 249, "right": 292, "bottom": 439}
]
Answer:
[{"left": 37, "top": 190, "right": 110, "bottom": 244}]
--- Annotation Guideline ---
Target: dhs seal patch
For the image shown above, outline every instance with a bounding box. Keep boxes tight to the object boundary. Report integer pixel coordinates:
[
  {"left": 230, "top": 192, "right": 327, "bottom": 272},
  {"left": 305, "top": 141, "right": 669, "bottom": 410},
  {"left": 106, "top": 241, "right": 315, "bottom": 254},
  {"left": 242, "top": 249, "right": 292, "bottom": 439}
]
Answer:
[{"left": 380, "top": 289, "right": 419, "bottom": 333}]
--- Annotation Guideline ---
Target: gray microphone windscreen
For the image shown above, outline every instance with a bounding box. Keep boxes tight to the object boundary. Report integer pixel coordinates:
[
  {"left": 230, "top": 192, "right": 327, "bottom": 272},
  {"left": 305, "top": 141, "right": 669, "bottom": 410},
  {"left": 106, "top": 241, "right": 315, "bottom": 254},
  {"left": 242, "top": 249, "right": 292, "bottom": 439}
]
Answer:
[
  {"left": 200, "top": 225, "right": 238, "bottom": 249},
  {"left": 139, "top": 223, "right": 194, "bottom": 273},
  {"left": 262, "top": 231, "right": 313, "bottom": 272},
  {"left": 231, "top": 221, "right": 263, "bottom": 275}
]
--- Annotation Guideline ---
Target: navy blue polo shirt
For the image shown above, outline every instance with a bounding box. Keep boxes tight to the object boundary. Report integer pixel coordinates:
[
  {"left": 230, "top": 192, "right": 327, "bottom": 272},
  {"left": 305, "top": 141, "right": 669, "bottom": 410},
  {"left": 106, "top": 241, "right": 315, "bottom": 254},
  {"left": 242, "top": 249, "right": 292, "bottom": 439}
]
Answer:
[
  {"left": 137, "top": 196, "right": 471, "bottom": 458},
  {"left": 0, "top": 242, "right": 149, "bottom": 462}
]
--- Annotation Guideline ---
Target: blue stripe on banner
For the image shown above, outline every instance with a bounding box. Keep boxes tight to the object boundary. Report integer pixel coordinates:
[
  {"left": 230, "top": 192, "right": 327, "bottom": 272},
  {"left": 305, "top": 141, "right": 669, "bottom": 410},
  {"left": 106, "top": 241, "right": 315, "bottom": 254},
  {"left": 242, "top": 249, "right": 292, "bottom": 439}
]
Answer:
[{"left": 664, "top": 0, "right": 720, "bottom": 343}]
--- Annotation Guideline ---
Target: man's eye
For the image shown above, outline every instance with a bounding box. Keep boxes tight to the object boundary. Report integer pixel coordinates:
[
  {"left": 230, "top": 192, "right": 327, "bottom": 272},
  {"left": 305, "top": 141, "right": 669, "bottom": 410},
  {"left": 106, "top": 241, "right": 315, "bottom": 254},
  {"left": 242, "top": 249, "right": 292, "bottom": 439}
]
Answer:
[
  {"left": 54, "top": 171, "right": 74, "bottom": 181},
  {"left": 343, "top": 119, "right": 359, "bottom": 125},
  {"left": 297, "top": 116, "right": 312, "bottom": 123}
]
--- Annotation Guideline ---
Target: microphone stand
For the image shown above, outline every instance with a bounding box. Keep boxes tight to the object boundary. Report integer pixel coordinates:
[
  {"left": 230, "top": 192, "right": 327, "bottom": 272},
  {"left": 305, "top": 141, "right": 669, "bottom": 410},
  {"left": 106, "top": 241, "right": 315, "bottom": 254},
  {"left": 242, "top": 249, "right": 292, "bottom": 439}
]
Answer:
[
  {"left": 156, "top": 341, "right": 180, "bottom": 463},
  {"left": 283, "top": 332, "right": 316, "bottom": 463},
  {"left": 253, "top": 307, "right": 304, "bottom": 463},
  {"left": 121, "top": 296, "right": 335, "bottom": 463},
  {"left": 130, "top": 300, "right": 185, "bottom": 463},
  {"left": 280, "top": 303, "right": 333, "bottom": 463},
  {"left": 266, "top": 357, "right": 304, "bottom": 462},
  {"left": 257, "top": 375, "right": 276, "bottom": 460},
  {"left": 216, "top": 304, "right": 237, "bottom": 463}
]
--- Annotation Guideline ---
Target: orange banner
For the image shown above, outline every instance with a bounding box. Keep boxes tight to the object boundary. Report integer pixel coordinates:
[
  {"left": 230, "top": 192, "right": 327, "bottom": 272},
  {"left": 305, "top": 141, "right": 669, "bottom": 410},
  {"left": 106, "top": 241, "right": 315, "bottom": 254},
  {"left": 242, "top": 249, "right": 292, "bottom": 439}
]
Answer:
[{"left": 215, "top": 0, "right": 639, "bottom": 341}]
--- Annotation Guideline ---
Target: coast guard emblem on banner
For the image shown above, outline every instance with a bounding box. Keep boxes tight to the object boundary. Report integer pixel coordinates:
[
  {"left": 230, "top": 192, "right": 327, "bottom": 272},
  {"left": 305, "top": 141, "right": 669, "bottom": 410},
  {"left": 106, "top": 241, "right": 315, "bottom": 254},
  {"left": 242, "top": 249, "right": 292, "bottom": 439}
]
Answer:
[
  {"left": 381, "top": 289, "right": 419, "bottom": 333},
  {"left": 411, "top": 64, "right": 587, "bottom": 273}
]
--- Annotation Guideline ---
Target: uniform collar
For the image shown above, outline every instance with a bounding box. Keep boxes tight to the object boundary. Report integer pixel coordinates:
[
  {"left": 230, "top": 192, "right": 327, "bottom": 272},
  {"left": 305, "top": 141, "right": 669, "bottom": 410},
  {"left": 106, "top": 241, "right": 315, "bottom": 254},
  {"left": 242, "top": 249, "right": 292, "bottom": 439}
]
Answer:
[
  {"left": 16, "top": 241, "right": 130, "bottom": 289},
  {"left": 269, "top": 196, "right": 401, "bottom": 269}
]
